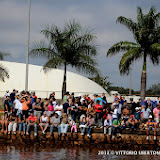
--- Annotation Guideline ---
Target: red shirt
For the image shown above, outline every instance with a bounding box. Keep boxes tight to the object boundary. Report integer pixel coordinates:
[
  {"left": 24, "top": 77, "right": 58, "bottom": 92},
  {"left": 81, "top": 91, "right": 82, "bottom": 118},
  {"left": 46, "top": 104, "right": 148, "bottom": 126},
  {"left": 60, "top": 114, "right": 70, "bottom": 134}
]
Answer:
[
  {"left": 94, "top": 104, "right": 103, "bottom": 113},
  {"left": 28, "top": 116, "right": 37, "bottom": 123}
]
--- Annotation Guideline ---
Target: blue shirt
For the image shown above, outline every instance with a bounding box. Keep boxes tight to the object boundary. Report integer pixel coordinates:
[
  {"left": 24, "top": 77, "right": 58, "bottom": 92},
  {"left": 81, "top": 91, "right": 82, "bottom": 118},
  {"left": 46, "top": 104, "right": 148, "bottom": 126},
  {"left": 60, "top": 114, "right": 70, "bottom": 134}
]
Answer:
[
  {"left": 134, "top": 111, "right": 141, "bottom": 120},
  {"left": 95, "top": 97, "right": 102, "bottom": 106}
]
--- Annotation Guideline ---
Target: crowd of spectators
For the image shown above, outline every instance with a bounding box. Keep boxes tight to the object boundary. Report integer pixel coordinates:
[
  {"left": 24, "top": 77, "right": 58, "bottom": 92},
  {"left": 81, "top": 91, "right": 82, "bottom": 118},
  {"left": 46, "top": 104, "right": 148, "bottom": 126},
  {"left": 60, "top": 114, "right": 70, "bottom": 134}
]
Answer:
[{"left": 1, "top": 89, "right": 160, "bottom": 141}]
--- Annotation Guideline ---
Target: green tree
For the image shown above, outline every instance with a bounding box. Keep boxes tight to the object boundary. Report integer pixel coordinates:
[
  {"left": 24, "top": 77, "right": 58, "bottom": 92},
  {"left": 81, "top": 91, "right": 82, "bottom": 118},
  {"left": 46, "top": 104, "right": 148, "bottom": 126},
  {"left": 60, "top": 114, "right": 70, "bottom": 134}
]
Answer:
[
  {"left": 30, "top": 20, "right": 98, "bottom": 99},
  {"left": 107, "top": 6, "right": 160, "bottom": 99},
  {"left": 0, "top": 51, "right": 9, "bottom": 82},
  {"left": 147, "top": 83, "right": 160, "bottom": 95}
]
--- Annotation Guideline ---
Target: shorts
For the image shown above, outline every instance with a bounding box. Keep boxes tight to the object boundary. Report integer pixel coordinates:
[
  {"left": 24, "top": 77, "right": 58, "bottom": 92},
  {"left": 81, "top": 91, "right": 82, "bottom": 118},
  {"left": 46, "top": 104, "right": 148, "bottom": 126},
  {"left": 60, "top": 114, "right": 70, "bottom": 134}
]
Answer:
[
  {"left": 155, "top": 117, "right": 159, "bottom": 124},
  {"left": 149, "top": 127, "right": 154, "bottom": 131},
  {"left": 22, "top": 110, "right": 28, "bottom": 118},
  {"left": 39, "top": 123, "right": 49, "bottom": 127}
]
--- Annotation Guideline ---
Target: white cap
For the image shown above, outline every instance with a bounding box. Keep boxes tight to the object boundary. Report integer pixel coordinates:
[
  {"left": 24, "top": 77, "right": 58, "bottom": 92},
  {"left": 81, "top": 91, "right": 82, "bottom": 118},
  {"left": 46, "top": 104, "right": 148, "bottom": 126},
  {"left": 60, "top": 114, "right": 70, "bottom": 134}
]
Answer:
[
  {"left": 149, "top": 115, "right": 152, "bottom": 118},
  {"left": 135, "top": 107, "right": 139, "bottom": 110}
]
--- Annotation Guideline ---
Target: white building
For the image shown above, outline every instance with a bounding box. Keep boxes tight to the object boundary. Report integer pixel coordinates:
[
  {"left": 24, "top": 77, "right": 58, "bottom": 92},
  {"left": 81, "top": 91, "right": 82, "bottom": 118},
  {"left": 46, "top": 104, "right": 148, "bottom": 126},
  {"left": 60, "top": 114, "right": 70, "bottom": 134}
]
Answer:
[{"left": 0, "top": 61, "right": 109, "bottom": 99}]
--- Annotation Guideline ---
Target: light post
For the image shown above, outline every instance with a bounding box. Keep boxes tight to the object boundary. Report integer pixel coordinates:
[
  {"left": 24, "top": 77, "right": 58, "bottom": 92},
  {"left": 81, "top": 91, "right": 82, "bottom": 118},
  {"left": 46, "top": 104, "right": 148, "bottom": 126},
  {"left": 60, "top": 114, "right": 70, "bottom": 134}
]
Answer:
[
  {"left": 129, "top": 67, "right": 132, "bottom": 95},
  {"left": 25, "top": 0, "right": 31, "bottom": 91}
]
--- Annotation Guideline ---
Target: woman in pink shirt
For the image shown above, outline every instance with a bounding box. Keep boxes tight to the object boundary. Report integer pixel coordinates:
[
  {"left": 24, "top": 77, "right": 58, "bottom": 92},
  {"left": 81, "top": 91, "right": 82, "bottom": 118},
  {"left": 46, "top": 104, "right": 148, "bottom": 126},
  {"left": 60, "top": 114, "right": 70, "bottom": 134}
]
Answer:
[
  {"left": 47, "top": 101, "right": 54, "bottom": 117},
  {"left": 153, "top": 105, "right": 160, "bottom": 128}
]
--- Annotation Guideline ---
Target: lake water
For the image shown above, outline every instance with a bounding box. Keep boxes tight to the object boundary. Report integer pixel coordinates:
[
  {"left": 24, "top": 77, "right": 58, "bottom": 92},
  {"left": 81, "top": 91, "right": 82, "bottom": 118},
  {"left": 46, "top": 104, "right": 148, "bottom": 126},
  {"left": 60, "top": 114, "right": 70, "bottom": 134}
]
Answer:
[{"left": 0, "top": 145, "right": 159, "bottom": 160}]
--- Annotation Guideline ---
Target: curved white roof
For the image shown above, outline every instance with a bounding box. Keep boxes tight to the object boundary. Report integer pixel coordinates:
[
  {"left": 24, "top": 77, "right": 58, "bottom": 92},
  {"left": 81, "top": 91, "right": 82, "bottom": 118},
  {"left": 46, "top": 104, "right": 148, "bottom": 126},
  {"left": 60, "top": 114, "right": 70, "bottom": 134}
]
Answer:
[{"left": 0, "top": 61, "right": 108, "bottom": 98}]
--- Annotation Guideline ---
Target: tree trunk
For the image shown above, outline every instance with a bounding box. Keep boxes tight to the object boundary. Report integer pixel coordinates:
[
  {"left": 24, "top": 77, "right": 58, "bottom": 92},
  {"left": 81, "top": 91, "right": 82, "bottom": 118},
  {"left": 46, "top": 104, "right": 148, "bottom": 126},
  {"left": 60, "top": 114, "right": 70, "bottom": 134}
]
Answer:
[
  {"left": 62, "top": 62, "right": 67, "bottom": 99},
  {"left": 140, "top": 52, "right": 146, "bottom": 100}
]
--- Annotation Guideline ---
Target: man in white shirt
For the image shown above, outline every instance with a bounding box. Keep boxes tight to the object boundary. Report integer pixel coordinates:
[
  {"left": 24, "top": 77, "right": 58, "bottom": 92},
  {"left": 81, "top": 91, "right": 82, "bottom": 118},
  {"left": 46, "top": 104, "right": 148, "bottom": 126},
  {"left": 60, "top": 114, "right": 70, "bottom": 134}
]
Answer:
[
  {"left": 54, "top": 102, "right": 63, "bottom": 117},
  {"left": 13, "top": 95, "right": 23, "bottom": 116},
  {"left": 80, "top": 95, "right": 85, "bottom": 104},
  {"left": 104, "top": 117, "right": 112, "bottom": 138},
  {"left": 111, "top": 105, "right": 118, "bottom": 121},
  {"left": 4, "top": 91, "right": 9, "bottom": 100}
]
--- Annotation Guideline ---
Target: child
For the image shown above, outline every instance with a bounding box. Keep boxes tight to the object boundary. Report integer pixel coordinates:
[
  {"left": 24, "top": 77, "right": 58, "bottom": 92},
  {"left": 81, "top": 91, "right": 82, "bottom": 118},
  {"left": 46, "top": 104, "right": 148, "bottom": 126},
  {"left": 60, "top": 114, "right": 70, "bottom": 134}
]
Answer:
[
  {"left": 146, "top": 115, "right": 156, "bottom": 140},
  {"left": 68, "top": 117, "right": 77, "bottom": 135},
  {"left": 79, "top": 115, "right": 86, "bottom": 135}
]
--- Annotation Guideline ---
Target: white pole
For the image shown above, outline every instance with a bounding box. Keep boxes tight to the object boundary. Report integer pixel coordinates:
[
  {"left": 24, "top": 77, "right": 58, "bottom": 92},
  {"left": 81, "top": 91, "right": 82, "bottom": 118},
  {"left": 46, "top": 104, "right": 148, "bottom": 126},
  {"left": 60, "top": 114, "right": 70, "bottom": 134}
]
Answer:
[
  {"left": 25, "top": 0, "right": 31, "bottom": 91},
  {"left": 129, "top": 67, "right": 132, "bottom": 95}
]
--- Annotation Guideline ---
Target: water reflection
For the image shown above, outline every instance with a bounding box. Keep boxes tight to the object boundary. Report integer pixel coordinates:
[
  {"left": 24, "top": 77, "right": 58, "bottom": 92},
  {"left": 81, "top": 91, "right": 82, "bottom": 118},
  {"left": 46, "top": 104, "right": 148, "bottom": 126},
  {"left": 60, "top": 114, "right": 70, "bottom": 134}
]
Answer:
[{"left": 0, "top": 145, "right": 158, "bottom": 160}]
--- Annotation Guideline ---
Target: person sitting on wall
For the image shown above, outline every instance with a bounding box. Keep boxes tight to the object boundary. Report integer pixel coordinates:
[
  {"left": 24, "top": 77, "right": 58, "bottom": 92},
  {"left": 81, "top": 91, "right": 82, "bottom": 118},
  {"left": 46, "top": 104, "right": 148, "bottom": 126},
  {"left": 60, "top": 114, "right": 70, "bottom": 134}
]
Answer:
[
  {"left": 112, "top": 118, "right": 122, "bottom": 139},
  {"left": 50, "top": 113, "right": 61, "bottom": 137},
  {"left": 104, "top": 115, "right": 112, "bottom": 140},
  {"left": 18, "top": 114, "right": 27, "bottom": 135},
  {"left": 39, "top": 111, "right": 49, "bottom": 134},
  {"left": 134, "top": 107, "right": 141, "bottom": 130},
  {"left": 0, "top": 112, "right": 9, "bottom": 133},
  {"left": 26, "top": 111, "right": 37, "bottom": 136},
  {"left": 86, "top": 114, "right": 94, "bottom": 138},
  {"left": 60, "top": 113, "right": 68, "bottom": 139},
  {"left": 8, "top": 112, "right": 18, "bottom": 135},
  {"left": 146, "top": 115, "right": 157, "bottom": 141},
  {"left": 79, "top": 114, "right": 87, "bottom": 136},
  {"left": 127, "top": 115, "right": 135, "bottom": 131}
]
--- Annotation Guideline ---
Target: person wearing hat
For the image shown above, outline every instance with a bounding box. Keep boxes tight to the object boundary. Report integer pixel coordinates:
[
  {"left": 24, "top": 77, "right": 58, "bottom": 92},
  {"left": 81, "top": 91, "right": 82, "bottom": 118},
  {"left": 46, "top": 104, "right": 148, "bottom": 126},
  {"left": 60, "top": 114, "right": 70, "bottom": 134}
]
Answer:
[
  {"left": 127, "top": 115, "right": 136, "bottom": 130},
  {"left": 146, "top": 115, "right": 156, "bottom": 140},
  {"left": 13, "top": 94, "right": 23, "bottom": 117},
  {"left": 112, "top": 117, "right": 122, "bottom": 139},
  {"left": 26, "top": 111, "right": 37, "bottom": 136},
  {"left": 134, "top": 107, "right": 141, "bottom": 130},
  {"left": 50, "top": 113, "right": 61, "bottom": 136}
]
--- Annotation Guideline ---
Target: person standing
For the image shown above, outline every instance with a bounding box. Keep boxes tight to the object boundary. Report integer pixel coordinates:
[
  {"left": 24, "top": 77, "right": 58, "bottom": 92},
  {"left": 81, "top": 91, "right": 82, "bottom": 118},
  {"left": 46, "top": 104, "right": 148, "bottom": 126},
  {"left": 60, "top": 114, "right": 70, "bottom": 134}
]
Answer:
[
  {"left": 153, "top": 104, "right": 160, "bottom": 129},
  {"left": 4, "top": 96, "right": 11, "bottom": 114},
  {"left": 10, "top": 89, "right": 16, "bottom": 103},
  {"left": 55, "top": 102, "right": 63, "bottom": 117}
]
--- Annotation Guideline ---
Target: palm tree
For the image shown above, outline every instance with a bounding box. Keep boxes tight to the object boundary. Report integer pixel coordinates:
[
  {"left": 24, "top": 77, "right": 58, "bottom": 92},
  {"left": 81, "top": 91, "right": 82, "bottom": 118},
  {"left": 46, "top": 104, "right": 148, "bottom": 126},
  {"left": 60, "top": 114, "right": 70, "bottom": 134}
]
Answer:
[
  {"left": 30, "top": 20, "right": 98, "bottom": 99},
  {"left": 107, "top": 6, "right": 160, "bottom": 99},
  {"left": 0, "top": 51, "right": 9, "bottom": 82},
  {"left": 88, "top": 74, "right": 112, "bottom": 93}
]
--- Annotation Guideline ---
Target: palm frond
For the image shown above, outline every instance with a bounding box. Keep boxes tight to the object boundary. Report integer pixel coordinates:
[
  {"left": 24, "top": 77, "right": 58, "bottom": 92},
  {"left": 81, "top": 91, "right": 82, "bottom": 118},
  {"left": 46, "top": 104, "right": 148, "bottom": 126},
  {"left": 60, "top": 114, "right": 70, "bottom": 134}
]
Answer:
[
  {"left": 116, "top": 16, "right": 138, "bottom": 33},
  {"left": 150, "top": 43, "right": 160, "bottom": 65},
  {"left": 119, "top": 47, "right": 142, "bottom": 75},
  {"left": 72, "top": 54, "right": 98, "bottom": 75},
  {"left": 107, "top": 41, "right": 139, "bottom": 56},
  {"left": 64, "top": 19, "right": 81, "bottom": 39},
  {"left": 75, "top": 61, "right": 99, "bottom": 75},
  {"left": 137, "top": 7, "right": 143, "bottom": 27},
  {"left": 0, "top": 64, "right": 9, "bottom": 82},
  {"left": 154, "top": 12, "right": 160, "bottom": 27},
  {"left": 30, "top": 41, "right": 59, "bottom": 59},
  {"left": 42, "top": 57, "right": 64, "bottom": 73}
]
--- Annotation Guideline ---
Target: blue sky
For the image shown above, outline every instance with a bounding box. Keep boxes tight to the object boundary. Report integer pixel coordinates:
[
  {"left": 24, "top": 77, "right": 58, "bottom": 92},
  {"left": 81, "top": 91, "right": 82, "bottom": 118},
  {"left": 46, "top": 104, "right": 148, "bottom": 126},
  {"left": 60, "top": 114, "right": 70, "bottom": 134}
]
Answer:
[{"left": 0, "top": 0, "right": 160, "bottom": 90}]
